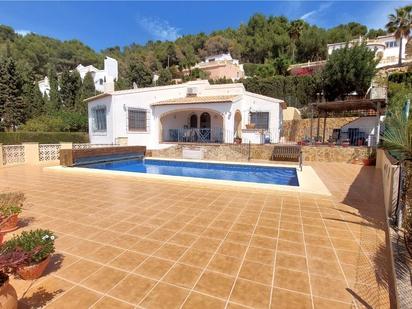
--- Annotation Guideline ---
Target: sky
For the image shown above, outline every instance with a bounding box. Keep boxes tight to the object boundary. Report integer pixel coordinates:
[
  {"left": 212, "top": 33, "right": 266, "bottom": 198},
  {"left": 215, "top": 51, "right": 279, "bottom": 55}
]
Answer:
[{"left": 0, "top": 1, "right": 410, "bottom": 51}]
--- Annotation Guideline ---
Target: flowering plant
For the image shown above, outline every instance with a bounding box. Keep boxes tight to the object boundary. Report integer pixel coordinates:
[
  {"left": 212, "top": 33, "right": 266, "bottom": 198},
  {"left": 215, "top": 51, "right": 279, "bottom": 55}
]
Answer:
[
  {"left": 0, "top": 192, "right": 24, "bottom": 217},
  {"left": 1, "top": 229, "right": 55, "bottom": 264}
]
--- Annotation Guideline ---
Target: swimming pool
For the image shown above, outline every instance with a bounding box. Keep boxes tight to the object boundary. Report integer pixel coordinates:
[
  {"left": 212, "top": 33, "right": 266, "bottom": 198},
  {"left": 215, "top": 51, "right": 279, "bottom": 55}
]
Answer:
[{"left": 81, "top": 159, "right": 299, "bottom": 186}]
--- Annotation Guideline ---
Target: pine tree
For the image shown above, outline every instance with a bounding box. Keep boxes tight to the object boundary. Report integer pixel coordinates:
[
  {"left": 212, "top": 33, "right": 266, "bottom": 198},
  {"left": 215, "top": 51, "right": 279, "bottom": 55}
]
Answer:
[
  {"left": 79, "top": 72, "right": 95, "bottom": 114},
  {"left": 46, "top": 66, "right": 60, "bottom": 114},
  {"left": 157, "top": 68, "right": 172, "bottom": 86},
  {"left": 126, "top": 61, "right": 152, "bottom": 88},
  {"left": 0, "top": 57, "right": 26, "bottom": 131},
  {"left": 60, "top": 69, "right": 82, "bottom": 111}
]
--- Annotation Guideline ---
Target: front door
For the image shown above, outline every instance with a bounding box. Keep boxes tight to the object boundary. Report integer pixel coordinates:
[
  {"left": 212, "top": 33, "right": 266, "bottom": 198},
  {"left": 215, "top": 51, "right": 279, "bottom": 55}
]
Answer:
[{"left": 199, "top": 112, "right": 211, "bottom": 141}]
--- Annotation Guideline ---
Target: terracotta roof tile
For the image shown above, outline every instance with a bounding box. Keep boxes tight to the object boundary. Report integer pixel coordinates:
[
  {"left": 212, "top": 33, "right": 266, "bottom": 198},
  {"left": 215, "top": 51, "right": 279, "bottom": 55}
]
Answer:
[{"left": 151, "top": 95, "right": 239, "bottom": 106}]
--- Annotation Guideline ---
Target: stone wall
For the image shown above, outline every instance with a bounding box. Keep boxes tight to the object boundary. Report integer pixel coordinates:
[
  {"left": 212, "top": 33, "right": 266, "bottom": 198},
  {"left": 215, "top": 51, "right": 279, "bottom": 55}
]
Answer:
[
  {"left": 302, "top": 146, "right": 371, "bottom": 163},
  {"left": 283, "top": 117, "right": 358, "bottom": 142},
  {"left": 150, "top": 144, "right": 372, "bottom": 163}
]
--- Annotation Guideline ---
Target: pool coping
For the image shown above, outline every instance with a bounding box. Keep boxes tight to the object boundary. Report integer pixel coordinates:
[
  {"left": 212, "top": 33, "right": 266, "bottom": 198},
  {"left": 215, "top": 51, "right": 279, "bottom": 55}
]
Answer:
[{"left": 45, "top": 158, "right": 331, "bottom": 196}]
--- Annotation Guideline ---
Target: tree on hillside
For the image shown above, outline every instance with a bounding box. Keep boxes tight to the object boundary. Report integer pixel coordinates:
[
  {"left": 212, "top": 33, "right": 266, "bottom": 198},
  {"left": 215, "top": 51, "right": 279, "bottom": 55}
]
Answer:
[
  {"left": 386, "top": 5, "right": 412, "bottom": 66},
  {"left": 46, "top": 66, "right": 60, "bottom": 114},
  {"left": 126, "top": 61, "right": 153, "bottom": 88},
  {"left": 78, "top": 72, "right": 96, "bottom": 114},
  {"left": 0, "top": 57, "right": 27, "bottom": 131},
  {"left": 322, "top": 44, "right": 378, "bottom": 100},
  {"left": 288, "top": 20, "right": 305, "bottom": 61},
  {"left": 60, "top": 69, "right": 82, "bottom": 110},
  {"left": 157, "top": 68, "right": 173, "bottom": 86}
]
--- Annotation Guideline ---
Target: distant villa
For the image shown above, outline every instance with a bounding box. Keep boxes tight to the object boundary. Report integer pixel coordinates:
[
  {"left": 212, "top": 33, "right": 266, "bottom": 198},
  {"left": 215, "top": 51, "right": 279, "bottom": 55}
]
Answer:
[
  {"left": 183, "top": 53, "right": 245, "bottom": 81},
  {"left": 38, "top": 56, "right": 118, "bottom": 96},
  {"left": 289, "top": 33, "right": 412, "bottom": 76}
]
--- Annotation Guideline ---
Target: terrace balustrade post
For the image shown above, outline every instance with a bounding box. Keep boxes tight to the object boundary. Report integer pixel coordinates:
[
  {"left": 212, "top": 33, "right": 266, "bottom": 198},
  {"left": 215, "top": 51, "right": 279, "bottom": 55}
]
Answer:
[
  {"left": 0, "top": 144, "right": 3, "bottom": 167},
  {"left": 23, "top": 142, "right": 39, "bottom": 165},
  {"left": 59, "top": 142, "right": 73, "bottom": 150},
  {"left": 322, "top": 112, "right": 327, "bottom": 143}
]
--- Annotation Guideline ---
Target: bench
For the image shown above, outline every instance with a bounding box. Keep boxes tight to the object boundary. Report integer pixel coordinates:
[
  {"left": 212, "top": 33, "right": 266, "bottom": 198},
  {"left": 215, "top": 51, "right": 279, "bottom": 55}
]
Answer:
[{"left": 271, "top": 145, "right": 303, "bottom": 171}]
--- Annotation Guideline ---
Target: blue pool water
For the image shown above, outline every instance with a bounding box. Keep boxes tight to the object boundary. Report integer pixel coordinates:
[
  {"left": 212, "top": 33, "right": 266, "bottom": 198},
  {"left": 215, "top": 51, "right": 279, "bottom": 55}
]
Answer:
[{"left": 82, "top": 159, "right": 299, "bottom": 186}]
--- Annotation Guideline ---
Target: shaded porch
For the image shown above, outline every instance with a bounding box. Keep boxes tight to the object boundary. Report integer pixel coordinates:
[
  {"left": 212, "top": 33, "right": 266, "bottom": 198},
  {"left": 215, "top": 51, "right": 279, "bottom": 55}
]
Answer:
[{"left": 160, "top": 109, "right": 229, "bottom": 143}]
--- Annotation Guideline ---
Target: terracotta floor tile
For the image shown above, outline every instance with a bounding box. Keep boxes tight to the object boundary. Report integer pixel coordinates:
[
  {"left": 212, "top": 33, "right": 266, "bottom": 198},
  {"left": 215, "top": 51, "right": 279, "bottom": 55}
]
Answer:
[
  {"left": 180, "top": 248, "right": 214, "bottom": 268},
  {"left": 192, "top": 237, "right": 222, "bottom": 253},
  {"left": 226, "top": 231, "right": 252, "bottom": 244},
  {"left": 308, "top": 258, "right": 344, "bottom": 279},
  {"left": 134, "top": 256, "right": 174, "bottom": 280},
  {"left": 47, "top": 286, "right": 101, "bottom": 309},
  {"left": 313, "top": 297, "right": 353, "bottom": 309},
  {"left": 169, "top": 232, "right": 198, "bottom": 247},
  {"left": 207, "top": 254, "right": 242, "bottom": 276},
  {"left": 18, "top": 276, "right": 73, "bottom": 308},
  {"left": 271, "top": 288, "right": 312, "bottom": 309},
  {"left": 108, "top": 274, "right": 156, "bottom": 304},
  {"left": 195, "top": 271, "right": 235, "bottom": 299},
  {"left": 182, "top": 291, "right": 226, "bottom": 309},
  {"left": 274, "top": 268, "right": 311, "bottom": 294},
  {"left": 108, "top": 250, "right": 147, "bottom": 271},
  {"left": 276, "top": 252, "right": 308, "bottom": 272},
  {"left": 245, "top": 246, "right": 275, "bottom": 265},
  {"left": 277, "top": 239, "right": 305, "bottom": 256},
  {"left": 218, "top": 241, "right": 248, "bottom": 257},
  {"left": 91, "top": 296, "right": 134, "bottom": 309},
  {"left": 230, "top": 278, "right": 271, "bottom": 309},
  {"left": 88, "top": 245, "right": 125, "bottom": 264},
  {"left": 140, "top": 282, "right": 189, "bottom": 309},
  {"left": 154, "top": 243, "right": 188, "bottom": 261},
  {"left": 131, "top": 239, "right": 164, "bottom": 255},
  {"left": 57, "top": 259, "right": 102, "bottom": 282},
  {"left": 238, "top": 260, "right": 273, "bottom": 285},
  {"left": 310, "top": 274, "right": 353, "bottom": 303},
  {"left": 163, "top": 263, "right": 202, "bottom": 289},
  {"left": 82, "top": 266, "right": 127, "bottom": 293},
  {"left": 306, "top": 245, "right": 336, "bottom": 261},
  {"left": 65, "top": 240, "right": 103, "bottom": 256}
]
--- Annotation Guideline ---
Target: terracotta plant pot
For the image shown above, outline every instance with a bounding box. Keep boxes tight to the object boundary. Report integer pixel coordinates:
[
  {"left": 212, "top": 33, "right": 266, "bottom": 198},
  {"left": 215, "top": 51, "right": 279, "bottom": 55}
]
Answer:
[
  {"left": 246, "top": 123, "right": 256, "bottom": 129},
  {"left": 17, "top": 255, "right": 51, "bottom": 280},
  {"left": 0, "top": 274, "right": 17, "bottom": 309},
  {"left": 0, "top": 214, "right": 19, "bottom": 233},
  {"left": 0, "top": 233, "right": 3, "bottom": 245},
  {"left": 234, "top": 138, "right": 242, "bottom": 144}
]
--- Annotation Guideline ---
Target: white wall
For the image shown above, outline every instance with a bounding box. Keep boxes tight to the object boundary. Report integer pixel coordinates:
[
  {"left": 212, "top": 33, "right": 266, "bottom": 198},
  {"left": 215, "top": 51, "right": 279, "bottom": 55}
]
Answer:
[
  {"left": 88, "top": 96, "right": 114, "bottom": 144},
  {"left": 88, "top": 81, "right": 284, "bottom": 148}
]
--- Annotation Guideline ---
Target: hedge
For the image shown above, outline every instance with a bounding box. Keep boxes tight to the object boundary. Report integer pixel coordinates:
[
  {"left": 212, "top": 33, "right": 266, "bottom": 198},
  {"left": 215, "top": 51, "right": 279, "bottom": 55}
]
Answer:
[{"left": 0, "top": 132, "right": 89, "bottom": 145}]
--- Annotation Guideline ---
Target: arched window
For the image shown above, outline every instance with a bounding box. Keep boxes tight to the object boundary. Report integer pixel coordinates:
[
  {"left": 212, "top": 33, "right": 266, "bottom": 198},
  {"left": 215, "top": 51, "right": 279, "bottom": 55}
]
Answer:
[
  {"left": 190, "top": 114, "right": 197, "bottom": 128},
  {"left": 200, "top": 112, "right": 211, "bottom": 129}
]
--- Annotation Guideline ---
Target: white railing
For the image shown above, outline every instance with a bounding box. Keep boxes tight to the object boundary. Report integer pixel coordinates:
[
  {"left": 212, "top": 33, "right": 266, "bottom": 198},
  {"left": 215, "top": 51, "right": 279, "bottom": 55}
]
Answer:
[
  {"left": 2, "top": 145, "right": 25, "bottom": 165},
  {"left": 73, "top": 143, "right": 119, "bottom": 149},
  {"left": 39, "top": 144, "right": 61, "bottom": 161}
]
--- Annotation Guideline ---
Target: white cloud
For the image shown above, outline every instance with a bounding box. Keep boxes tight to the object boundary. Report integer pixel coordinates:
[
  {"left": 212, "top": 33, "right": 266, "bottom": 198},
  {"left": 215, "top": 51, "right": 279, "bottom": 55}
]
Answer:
[
  {"left": 15, "top": 29, "right": 31, "bottom": 36},
  {"left": 138, "top": 16, "right": 180, "bottom": 41},
  {"left": 300, "top": 2, "right": 333, "bottom": 21}
]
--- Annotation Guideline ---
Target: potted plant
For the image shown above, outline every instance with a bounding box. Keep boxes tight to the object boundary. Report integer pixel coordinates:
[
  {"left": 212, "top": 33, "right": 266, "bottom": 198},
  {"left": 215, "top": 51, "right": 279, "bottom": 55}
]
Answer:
[
  {"left": 363, "top": 150, "right": 377, "bottom": 166},
  {"left": 327, "top": 138, "right": 336, "bottom": 147},
  {"left": 246, "top": 123, "right": 256, "bottom": 129},
  {"left": 0, "top": 247, "right": 39, "bottom": 309},
  {"left": 341, "top": 138, "right": 350, "bottom": 147},
  {"left": 2, "top": 229, "right": 55, "bottom": 280},
  {"left": 234, "top": 133, "right": 242, "bottom": 144},
  {"left": 0, "top": 193, "right": 24, "bottom": 233}
]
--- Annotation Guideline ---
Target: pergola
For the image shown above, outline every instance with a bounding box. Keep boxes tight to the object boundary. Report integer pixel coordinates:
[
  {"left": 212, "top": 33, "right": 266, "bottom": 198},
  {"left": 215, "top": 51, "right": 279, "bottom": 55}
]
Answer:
[{"left": 309, "top": 98, "right": 387, "bottom": 145}]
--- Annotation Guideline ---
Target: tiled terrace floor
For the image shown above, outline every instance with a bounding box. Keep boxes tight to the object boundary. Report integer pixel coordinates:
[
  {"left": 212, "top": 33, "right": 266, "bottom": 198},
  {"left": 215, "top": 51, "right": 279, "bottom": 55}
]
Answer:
[{"left": 0, "top": 163, "right": 395, "bottom": 308}]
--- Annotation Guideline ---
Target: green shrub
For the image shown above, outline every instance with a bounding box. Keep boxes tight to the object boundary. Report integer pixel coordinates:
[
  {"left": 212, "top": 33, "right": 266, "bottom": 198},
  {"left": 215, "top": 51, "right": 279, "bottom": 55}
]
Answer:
[
  {"left": 20, "top": 111, "right": 88, "bottom": 132},
  {"left": 0, "top": 192, "right": 24, "bottom": 217},
  {"left": 0, "top": 132, "right": 89, "bottom": 145},
  {"left": 2, "top": 229, "right": 56, "bottom": 264}
]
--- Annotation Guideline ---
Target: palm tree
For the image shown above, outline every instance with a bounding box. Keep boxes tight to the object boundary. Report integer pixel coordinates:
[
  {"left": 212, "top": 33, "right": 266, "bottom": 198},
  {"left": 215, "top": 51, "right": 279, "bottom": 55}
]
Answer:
[
  {"left": 385, "top": 5, "right": 412, "bottom": 66},
  {"left": 288, "top": 20, "right": 305, "bottom": 61}
]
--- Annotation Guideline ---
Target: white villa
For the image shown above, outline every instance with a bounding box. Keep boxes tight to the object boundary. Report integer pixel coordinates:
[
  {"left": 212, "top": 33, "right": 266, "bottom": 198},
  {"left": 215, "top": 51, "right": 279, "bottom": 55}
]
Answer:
[
  {"left": 328, "top": 33, "right": 410, "bottom": 68},
  {"left": 85, "top": 80, "right": 286, "bottom": 149},
  {"left": 289, "top": 33, "right": 411, "bottom": 76},
  {"left": 38, "top": 56, "right": 118, "bottom": 96}
]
